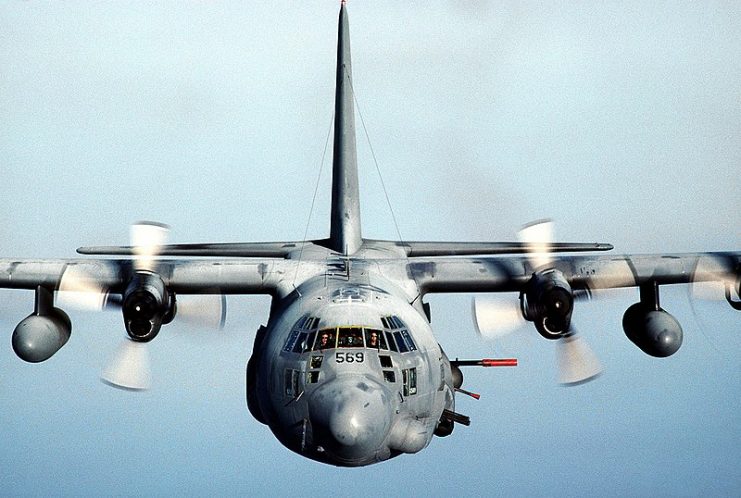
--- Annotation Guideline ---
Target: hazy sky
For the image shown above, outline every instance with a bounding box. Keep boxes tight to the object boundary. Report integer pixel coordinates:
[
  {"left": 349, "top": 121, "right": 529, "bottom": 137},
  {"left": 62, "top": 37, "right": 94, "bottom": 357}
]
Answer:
[{"left": 1, "top": 1, "right": 739, "bottom": 496}]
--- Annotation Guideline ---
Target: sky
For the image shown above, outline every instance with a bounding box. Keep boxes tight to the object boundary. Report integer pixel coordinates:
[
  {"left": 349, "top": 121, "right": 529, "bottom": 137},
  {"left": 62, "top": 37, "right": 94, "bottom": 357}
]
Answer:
[{"left": 1, "top": 1, "right": 740, "bottom": 496}]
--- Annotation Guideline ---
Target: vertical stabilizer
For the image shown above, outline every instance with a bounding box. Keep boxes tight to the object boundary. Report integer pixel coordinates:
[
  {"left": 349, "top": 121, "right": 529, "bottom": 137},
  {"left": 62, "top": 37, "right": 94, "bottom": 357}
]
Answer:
[{"left": 328, "top": 4, "right": 362, "bottom": 255}]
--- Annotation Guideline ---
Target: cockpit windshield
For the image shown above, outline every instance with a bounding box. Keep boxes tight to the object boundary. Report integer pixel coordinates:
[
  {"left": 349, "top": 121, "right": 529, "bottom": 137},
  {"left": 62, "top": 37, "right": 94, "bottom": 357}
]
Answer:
[
  {"left": 283, "top": 316, "right": 416, "bottom": 354},
  {"left": 315, "top": 329, "right": 335, "bottom": 350},
  {"left": 364, "top": 328, "right": 386, "bottom": 349},
  {"left": 336, "top": 327, "right": 364, "bottom": 347}
]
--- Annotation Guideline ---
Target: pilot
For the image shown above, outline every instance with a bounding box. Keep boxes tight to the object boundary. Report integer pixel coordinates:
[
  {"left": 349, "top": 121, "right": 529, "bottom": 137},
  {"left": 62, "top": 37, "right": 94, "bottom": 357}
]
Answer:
[
  {"left": 368, "top": 331, "right": 379, "bottom": 348},
  {"left": 318, "top": 332, "right": 331, "bottom": 349}
]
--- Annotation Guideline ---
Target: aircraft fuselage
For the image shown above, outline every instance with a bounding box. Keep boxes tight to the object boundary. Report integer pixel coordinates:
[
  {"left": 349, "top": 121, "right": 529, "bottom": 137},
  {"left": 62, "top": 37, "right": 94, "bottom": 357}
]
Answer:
[{"left": 248, "top": 257, "right": 455, "bottom": 466}]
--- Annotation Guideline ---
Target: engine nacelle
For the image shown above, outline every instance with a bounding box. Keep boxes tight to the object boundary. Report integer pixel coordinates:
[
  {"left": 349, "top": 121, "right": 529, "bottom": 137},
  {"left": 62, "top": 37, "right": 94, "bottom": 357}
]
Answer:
[
  {"left": 524, "top": 269, "right": 574, "bottom": 339},
  {"left": 622, "top": 303, "right": 683, "bottom": 357},
  {"left": 12, "top": 308, "right": 71, "bottom": 363},
  {"left": 122, "top": 272, "right": 174, "bottom": 342}
]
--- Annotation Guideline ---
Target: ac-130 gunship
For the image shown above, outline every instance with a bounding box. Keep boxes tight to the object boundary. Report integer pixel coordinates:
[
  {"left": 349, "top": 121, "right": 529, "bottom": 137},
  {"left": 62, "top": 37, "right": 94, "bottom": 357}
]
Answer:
[{"left": 2, "top": 4, "right": 739, "bottom": 466}]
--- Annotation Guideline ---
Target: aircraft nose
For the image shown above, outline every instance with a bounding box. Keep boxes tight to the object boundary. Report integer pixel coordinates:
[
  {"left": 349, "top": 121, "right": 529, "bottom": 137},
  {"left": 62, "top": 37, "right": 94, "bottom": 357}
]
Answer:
[{"left": 309, "top": 376, "right": 392, "bottom": 463}]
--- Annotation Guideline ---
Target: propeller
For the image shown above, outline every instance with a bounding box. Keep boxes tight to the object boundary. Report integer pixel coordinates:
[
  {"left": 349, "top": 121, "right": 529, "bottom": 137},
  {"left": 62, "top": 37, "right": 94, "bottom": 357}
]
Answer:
[
  {"left": 175, "top": 293, "right": 228, "bottom": 330},
  {"left": 556, "top": 332, "right": 602, "bottom": 385},
  {"left": 690, "top": 255, "right": 740, "bottom": 304},
  {"left": 56, "top": 264, "right": 111, "bottom": 311},
  {"left": 471, "top": 296, "right": 523, "bottom": 341},
  {"left": 687, "top": 255, "right": 741, "bottom": 338},
  {"left": 100, "top": 338, "right": 152, "bottom": 391},
  {"left": 57, "top": 221, "right": 172, "bottom": 311},
  {"left": 58, "top": 222, "right": 227, "bottom": 391},
  {"left": 472, "top": 220, "right": 603, "bottom": 386},
  {"left": 517, "top": 218, "right": 554, "bottom": 270},
  {"left": 130, "top": 221, "right": 170, "bottom": 272}
]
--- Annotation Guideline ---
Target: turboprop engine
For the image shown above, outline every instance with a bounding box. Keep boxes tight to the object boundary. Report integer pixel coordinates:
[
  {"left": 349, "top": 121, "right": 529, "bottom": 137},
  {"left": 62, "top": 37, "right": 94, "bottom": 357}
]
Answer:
[
  {"left": 523, "top": 269, "right": 574, "bottom": 339},
  {"left": 122, "top": 272, "right": 175, "bottom": 342}
]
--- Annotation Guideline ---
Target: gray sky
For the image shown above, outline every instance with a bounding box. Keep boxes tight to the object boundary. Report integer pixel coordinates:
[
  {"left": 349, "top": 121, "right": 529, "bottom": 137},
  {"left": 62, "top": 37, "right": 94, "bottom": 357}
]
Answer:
[{"left": 1, "top": 1, "right": 739, "bottom": 496}]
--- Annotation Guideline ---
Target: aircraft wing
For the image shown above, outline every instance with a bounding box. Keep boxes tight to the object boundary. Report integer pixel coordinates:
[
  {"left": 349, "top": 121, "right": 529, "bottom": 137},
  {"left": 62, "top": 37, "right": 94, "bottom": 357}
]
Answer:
[
  {"left": 402, "top": 252, "right": 740, "bottom": 295},
  {"left": 0, "top": 258, "right": 303, "bottom": 295}
]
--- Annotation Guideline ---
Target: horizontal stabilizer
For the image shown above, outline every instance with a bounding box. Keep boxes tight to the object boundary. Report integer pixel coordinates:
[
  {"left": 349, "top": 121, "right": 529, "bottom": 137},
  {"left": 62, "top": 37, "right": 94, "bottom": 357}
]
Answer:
[{"left": 78, "top": 240, "right": 613, "bottom": 259}]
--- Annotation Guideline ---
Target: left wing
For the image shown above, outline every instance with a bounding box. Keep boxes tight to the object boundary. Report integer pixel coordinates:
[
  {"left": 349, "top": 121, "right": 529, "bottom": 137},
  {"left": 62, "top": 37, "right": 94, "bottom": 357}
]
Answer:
[{"left": 403, "top": 252, "right": 740, "bottom": 295}]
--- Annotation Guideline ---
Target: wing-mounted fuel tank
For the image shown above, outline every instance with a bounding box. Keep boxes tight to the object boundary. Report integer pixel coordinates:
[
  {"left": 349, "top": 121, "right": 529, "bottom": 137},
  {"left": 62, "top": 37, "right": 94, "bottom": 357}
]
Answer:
[
  {"left": 12, "top": 286, "right": 71, "bottom": 363},
  {"left": 622, "top": 282, "right": 683, "bottom": 357}
]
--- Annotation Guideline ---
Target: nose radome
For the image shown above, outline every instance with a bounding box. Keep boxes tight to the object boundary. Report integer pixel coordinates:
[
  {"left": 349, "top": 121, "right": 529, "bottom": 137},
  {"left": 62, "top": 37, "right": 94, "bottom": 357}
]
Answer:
[{"left": 309, "top": 376, "right": 392, "bottom": 461}]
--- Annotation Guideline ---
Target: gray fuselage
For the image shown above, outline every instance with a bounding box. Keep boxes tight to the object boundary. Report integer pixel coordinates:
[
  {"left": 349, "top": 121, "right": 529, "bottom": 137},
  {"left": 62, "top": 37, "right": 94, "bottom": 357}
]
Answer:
[{"left": 248, "top": 248, "right": 455, "bottom": 466}]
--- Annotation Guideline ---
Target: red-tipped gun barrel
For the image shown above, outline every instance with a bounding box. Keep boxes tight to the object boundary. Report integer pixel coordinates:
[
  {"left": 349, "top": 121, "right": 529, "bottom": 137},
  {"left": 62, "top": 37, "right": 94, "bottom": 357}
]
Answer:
[{"left": 452, "top": 358, "right": 518, "bottom": 368}]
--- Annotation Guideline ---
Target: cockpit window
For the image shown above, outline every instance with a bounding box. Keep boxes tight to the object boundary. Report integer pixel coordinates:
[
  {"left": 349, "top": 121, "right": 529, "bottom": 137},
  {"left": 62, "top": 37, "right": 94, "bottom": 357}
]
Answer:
[
  {"left": 285, "top": 318, "right": 416, "bottom": 354},
  {"left": 365, "top": 328, "right": 387, "bottom": 350},
  {"left": 292, "top": 332, "right": 317, "bottom": 353},
  {"left": 400, "top": 329, "right": 417, "bottom": 351},
  {"left": 393, "top": 331, "right": 409, "bottom": 353},
  {"left": 283, "top": 316, "right": 321, "bottom": 353},
  {"left": 303, "top": 331, "right": 317, "bottom": 352},
  {"left": 380, "top": 316, "right": 417, "bottom": 353},
  {"left": 337, "top": 327, "right": 364, "bottom": 348},
  {"left": 314, "top": 329, "right": 336, "bottom": 350},
  {"left": 385, "top": 331, "right": 398, "bottom": 352},
  {"left": 283, "top": 329, "right": 301, "bottom": 353}
]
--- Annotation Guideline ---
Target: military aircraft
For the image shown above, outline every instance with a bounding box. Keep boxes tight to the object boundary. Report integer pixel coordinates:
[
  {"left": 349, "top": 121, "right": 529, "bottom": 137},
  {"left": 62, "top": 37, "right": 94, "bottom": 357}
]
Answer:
[{"left": 2, "top": 4, "right": 739, "bottom": 468}]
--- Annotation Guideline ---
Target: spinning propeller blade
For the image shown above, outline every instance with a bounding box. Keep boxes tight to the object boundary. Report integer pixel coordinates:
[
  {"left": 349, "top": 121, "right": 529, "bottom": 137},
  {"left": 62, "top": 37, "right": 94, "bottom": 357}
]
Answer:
[
  {"left": 473, "top": 220, "right": 604, "bottom": 386},
  {"left": 131, "top": 221, "right": 170, "bottom": 272},
  {"left": 472, "top": 296, "right": 524, "bottom": 340},
  {"left": 175, "top": 294, "right": 228, "bottom": 330},
  {"left": 57, "top": 265, "right": 110, "bottom": 311},
  {"left": 556, "top": 332, "right": 603, "bottom": 386},
  {"left": 100, "top": 338, "right": 152, "bottom": 390},
  {"left": 518, "top": 219, "right": 554, "bottom": 270},
  {"left": 58, "top": 222, "right": 226, "bottom": 391}
]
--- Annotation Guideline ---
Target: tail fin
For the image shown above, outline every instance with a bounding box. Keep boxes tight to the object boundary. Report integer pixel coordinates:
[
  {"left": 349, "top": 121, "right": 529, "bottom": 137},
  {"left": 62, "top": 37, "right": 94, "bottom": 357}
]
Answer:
[{"left": 328, "top": 4, "right": 362, "bottom": 255}]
